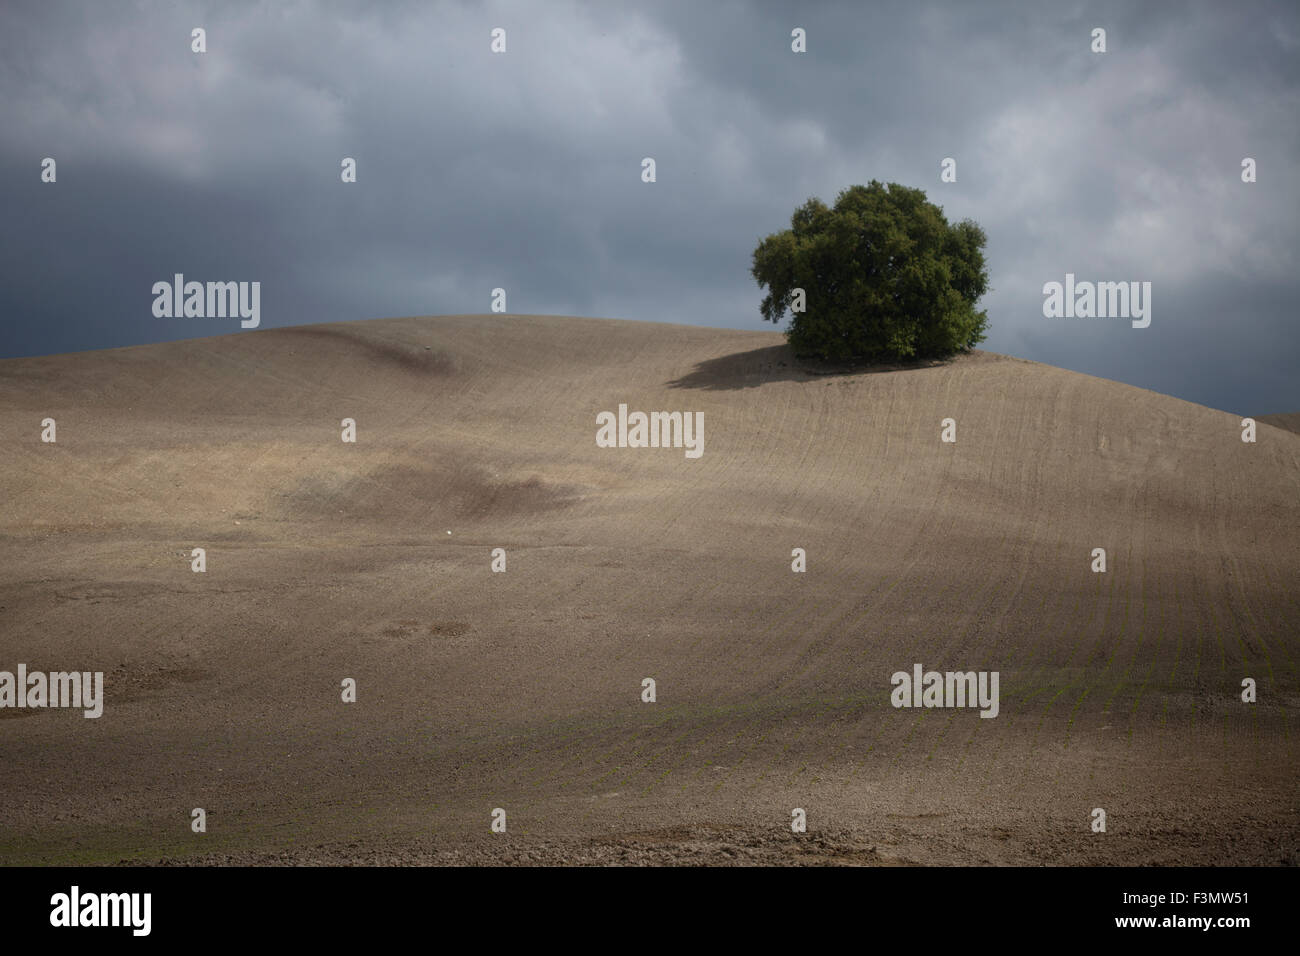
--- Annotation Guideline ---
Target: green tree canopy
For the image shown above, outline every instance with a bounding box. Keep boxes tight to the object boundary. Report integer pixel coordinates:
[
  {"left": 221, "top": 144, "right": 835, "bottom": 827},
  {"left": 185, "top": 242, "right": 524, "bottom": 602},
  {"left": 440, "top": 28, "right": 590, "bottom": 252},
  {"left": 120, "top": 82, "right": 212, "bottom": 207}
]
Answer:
[{"left": 752, "top": 181, "right": 989, "bottom": 362}]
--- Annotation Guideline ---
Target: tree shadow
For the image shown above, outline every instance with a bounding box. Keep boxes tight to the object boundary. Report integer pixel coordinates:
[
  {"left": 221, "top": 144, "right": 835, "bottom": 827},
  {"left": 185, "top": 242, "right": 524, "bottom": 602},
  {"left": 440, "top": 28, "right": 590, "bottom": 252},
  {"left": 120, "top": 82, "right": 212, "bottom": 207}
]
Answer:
[{"left": 666, "top": 344, "right": 957, "bottom": 391}]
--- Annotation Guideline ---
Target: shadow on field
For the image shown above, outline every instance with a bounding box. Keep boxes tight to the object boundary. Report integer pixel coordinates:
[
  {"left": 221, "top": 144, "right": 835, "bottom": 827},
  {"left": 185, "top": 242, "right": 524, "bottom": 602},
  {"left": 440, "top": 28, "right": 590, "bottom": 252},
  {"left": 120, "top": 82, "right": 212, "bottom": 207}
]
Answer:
[{"left": 667, "top": 344, "right": 955, "bottom": 391}]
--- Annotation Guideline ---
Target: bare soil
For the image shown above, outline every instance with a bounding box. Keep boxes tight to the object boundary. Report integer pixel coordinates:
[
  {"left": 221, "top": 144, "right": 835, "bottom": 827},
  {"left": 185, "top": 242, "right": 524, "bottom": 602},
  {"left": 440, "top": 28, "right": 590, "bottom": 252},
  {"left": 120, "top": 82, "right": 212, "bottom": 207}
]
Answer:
[{"left": 1, "top": 314, "right": 1296, "bottom": 866}]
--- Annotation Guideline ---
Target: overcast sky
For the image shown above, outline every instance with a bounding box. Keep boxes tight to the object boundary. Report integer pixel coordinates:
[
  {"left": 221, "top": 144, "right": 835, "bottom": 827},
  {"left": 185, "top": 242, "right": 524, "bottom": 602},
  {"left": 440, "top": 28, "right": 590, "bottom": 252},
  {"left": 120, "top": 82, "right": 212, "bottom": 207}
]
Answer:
[{"left": 1, "top": 0, "right": 1296, "bottom": 414}]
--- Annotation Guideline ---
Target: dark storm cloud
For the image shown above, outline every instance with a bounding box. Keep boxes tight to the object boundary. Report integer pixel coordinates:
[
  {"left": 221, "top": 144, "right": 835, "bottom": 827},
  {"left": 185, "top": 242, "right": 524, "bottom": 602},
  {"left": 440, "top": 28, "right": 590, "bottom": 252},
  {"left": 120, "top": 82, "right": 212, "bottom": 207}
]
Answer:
[{"left": 0, "top": 0, "right": 1295, "bottom": 414}]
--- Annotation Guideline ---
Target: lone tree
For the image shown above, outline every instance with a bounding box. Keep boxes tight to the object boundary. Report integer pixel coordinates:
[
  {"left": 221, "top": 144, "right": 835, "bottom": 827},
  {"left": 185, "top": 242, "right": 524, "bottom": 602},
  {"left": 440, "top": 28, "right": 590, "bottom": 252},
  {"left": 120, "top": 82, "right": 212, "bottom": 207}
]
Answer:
[{"left": 751, "top": 181, "right": 989, "bottom": 363}]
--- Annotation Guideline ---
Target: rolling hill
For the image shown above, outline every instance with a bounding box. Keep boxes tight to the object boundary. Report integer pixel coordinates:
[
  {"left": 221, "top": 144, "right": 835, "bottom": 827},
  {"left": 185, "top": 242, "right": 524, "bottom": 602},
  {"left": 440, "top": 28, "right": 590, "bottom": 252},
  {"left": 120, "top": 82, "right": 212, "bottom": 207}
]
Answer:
[{"left": 1, "top": 314, "right": 1296, "bottom": 865}]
